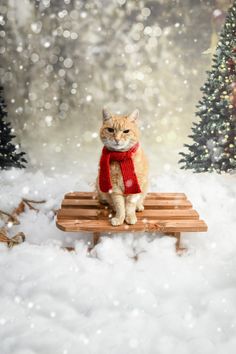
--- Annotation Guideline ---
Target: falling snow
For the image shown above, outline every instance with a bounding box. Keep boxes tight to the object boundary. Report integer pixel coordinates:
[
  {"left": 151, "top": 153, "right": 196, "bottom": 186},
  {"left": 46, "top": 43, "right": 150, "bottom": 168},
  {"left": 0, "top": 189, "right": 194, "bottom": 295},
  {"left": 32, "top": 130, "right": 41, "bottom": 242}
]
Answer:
[
  {"left": 0, "top": 1, "right": 236, "bottom": 353},
  {"left": 0, "top": 0, "right": 224, "bottom": 172}
]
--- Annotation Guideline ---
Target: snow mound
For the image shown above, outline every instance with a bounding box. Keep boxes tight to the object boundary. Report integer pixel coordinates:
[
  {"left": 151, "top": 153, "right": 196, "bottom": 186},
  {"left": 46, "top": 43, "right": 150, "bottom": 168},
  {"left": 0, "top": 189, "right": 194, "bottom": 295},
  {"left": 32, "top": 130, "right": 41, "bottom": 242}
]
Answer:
[{"left": 0, "top": 168, "right": 236, "bottom": 354}]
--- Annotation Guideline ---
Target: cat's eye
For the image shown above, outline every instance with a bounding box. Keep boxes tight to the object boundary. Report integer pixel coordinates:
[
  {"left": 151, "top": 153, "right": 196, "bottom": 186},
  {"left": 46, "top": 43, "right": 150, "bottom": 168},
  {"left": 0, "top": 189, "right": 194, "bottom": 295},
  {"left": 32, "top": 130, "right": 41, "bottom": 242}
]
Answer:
[
  {"left": 107, "top": 127, "right": 114, "bottom": 133},
  {"left": 123, "top": 129, "right": 130, "bottom": 133}
]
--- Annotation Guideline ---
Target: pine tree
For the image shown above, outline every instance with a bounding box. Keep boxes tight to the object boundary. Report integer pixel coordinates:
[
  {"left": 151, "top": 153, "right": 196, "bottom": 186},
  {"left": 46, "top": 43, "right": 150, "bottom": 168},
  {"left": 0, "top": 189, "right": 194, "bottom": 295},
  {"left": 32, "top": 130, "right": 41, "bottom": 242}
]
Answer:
[
  {"left": 0, "top": 86, "right": 27, "bottom": 170},
  {"left": 179, "top": 1, "right": 236, "bottom": 173}
]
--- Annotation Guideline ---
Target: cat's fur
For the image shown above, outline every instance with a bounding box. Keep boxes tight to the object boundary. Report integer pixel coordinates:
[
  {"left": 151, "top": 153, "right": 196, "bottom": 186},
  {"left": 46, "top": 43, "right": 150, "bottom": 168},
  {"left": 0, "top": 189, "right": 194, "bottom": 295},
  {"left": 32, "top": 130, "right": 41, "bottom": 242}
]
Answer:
[{"left": 96, "top": 109, "right": 148, "bottom": 226}]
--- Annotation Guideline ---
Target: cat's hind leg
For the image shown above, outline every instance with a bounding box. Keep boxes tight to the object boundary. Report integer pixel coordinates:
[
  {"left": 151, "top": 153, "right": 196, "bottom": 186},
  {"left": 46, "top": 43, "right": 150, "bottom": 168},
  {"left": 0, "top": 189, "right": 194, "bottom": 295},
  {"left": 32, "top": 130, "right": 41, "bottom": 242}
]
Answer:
[
  {"left": 110, "top": 193, "right": 125, "bottom": 226},
  {"left": 97, "top": 191, "right": 114, "bottom": 209},
  {"left": 136, "top": 203, "right": 144, "bottom": 212},
  {"left": 136, "top": 194, "right": 145, "bottom": 212}
]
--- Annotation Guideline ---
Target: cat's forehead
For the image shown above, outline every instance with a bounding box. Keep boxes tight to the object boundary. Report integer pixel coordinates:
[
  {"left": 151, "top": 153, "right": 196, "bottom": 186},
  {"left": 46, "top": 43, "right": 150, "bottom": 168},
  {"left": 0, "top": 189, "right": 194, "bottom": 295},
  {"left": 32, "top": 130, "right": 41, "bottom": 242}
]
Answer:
[
  {"left": 106, "top": 115, "right": 129, "bottom": 128},
  {"left": 112, "top": 114, "right": 128, "bottom": 120}
]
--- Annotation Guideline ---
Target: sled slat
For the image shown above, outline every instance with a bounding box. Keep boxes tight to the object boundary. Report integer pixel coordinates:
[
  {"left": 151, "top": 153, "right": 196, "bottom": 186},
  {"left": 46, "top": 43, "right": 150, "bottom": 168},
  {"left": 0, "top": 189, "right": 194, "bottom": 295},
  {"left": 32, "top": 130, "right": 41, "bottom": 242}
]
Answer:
[
  {"left": 57, "top": 208, "right": 199, "bottom": 220},
  {"left": 64, "top": 192, "right": 187, "bottom": 200},
  {"left": 62, "top": 199, "right": 192, "bottom": 209},
  {"left": 56, "top": 219, "right": 208, "bottom": 233}
]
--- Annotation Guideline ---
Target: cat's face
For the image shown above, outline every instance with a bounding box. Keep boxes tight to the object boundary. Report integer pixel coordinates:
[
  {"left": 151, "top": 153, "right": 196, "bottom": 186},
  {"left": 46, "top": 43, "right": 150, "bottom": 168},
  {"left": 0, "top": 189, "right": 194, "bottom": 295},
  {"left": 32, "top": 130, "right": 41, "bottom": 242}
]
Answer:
[{"left": 100, "top": 109, "right": 140, "bottom": 151}]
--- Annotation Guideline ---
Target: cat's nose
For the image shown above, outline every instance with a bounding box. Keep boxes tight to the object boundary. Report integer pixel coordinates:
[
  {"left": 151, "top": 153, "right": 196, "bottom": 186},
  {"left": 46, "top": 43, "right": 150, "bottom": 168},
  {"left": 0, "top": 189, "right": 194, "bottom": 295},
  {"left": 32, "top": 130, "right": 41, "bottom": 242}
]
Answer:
[{"left": 114, "top": 137, "right": 120, "bottom": 144}]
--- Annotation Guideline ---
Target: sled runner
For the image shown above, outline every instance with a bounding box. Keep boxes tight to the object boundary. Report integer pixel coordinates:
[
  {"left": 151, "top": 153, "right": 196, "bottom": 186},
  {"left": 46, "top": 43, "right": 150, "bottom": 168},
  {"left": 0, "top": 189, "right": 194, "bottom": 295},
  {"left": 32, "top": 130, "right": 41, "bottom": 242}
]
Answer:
[{"left": 56, "top": 192, "right": 208, "bottom": 252}]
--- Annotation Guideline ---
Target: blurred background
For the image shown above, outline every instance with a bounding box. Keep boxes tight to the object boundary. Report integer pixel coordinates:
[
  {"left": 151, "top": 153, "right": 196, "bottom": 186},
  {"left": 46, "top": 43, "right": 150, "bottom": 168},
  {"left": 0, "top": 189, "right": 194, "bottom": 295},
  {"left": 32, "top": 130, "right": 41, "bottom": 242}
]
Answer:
[{"left": 0, "top": 0, "right": 233, "bottom": 174}]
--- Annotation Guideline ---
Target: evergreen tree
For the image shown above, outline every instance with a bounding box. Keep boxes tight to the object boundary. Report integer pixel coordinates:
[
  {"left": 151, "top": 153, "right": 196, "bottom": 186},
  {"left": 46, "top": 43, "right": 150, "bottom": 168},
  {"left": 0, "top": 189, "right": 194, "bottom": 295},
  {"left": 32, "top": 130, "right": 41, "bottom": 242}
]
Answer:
[
  {"left": 179, "top": 1, "right": 236, "bottom": 173},
  {"left": 0, "top": 86, "right": 27, "bottom": 170}
]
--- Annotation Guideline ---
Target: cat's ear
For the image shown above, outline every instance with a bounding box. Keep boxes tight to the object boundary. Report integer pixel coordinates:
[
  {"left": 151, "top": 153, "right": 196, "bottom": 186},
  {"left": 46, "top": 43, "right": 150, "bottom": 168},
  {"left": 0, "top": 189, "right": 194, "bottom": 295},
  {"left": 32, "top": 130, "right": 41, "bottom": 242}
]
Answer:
[
  {"left": 102, "top": 108, "right": 112, "bottom": 122},
  {"left": 127, "top": 109, "right": 139, "bottom": 122}
]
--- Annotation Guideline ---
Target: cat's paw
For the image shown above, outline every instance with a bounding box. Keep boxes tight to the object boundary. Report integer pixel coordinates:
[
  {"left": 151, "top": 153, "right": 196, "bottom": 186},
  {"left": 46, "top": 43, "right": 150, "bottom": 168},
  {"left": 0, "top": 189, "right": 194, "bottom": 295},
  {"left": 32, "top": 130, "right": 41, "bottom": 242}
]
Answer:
[
  {"left": 125, "top": 214, "right": 137, "bottom": 225},
  {"left": 111, "top": 217, "right": 124, "bottom": 226},
  {"left": 136, "top": 204, "right": 144, "bottom": 212}
]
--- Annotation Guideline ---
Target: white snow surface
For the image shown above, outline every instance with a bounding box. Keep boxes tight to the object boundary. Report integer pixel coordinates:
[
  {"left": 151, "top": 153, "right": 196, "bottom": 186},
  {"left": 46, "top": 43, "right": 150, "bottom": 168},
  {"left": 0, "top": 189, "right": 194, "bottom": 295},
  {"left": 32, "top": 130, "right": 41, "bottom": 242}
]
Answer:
[{"left": 0, "top": 168, "right": 236, "bottom": 354}]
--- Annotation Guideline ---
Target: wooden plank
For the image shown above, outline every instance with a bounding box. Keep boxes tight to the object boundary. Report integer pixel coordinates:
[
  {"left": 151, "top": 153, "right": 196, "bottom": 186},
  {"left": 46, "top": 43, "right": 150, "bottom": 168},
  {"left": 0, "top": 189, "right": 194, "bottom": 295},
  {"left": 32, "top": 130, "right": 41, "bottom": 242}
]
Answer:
[
  {"left": 56, "top": 219, "right": 208, "bottom": 233},
  {"left": 65, "top": 192, "right": 98, "bottom": 200},
  {"left": 57, "top": 208, "right": 199, "bottom": 220},
  {"left": 58, "top": 208, "right": 110, "bottom": 219},
  {"left": 64, "top": 192, "right": 187, "bottom": 200},
  {"left": 62, "top": 199, "right": 101, "bottom": 208},
  {"left": 62, "top": 199, "right": 192, "bottom": 209}
]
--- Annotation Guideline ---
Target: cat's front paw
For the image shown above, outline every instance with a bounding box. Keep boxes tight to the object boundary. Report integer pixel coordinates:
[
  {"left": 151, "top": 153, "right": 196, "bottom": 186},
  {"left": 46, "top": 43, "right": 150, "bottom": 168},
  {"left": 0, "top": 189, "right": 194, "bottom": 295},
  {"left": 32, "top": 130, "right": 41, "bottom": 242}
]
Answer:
[
  {"left": 111, "top": 217, "right": 124, "bottom": 226},
  {"left": 125, "top": 214, "right": 137, "bottom": 225}
]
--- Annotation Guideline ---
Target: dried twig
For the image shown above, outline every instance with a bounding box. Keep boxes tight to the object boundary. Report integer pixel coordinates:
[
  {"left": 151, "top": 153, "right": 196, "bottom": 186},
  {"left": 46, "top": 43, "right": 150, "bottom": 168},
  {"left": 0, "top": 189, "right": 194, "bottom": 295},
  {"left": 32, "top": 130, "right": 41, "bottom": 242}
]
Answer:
[
  {"left": 0, "top": 209, "right": 13, "bottom": 219},
  {"left": 0, "top": 227, "right": 9, "bottom": 243},
  {"left": 22, "top": 198, "right": 46, "bottom": 212},
  {"left": 0, "top": 198, "right": 46, "bottom": 249},
  {"left": 12, "top": 201, "right": 25, "bottom": 215},
  {"left": 5, "top": 198, "right": 47, "bottom": 224},
  {"left": 0, "top": 209, "right": 20, "bottom": 225},
  {"left": 23, "top": 198, "right": 46, "bottom": 204},
  {"left": 7, "top": 232, "right": 25, "bottom": 248},
  {"left": 0, "top": 227, "right": 25, "bottom": 248}
]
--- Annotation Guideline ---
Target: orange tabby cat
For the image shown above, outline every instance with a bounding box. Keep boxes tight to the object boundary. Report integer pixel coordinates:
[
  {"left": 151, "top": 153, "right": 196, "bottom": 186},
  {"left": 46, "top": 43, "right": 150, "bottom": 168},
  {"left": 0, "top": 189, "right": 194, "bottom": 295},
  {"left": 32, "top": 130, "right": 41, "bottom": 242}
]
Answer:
[{"left": 96, "top": 109, "right": 148, "bottom": 226}]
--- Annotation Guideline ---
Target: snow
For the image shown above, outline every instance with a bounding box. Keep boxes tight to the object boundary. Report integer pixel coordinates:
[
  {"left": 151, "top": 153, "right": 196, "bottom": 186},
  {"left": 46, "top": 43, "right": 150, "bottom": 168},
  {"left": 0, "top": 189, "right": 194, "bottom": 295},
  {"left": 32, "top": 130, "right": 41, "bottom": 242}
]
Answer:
[{"left": 0, "top": 168, "right": 236, "bottom": 353}]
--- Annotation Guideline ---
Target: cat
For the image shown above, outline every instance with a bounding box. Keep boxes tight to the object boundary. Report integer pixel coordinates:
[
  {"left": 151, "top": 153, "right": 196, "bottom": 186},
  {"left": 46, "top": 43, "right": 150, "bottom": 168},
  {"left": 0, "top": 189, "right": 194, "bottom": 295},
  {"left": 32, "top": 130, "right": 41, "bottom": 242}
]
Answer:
[{"left": 96, "top": 108, "right": 148, "bottom": 226}]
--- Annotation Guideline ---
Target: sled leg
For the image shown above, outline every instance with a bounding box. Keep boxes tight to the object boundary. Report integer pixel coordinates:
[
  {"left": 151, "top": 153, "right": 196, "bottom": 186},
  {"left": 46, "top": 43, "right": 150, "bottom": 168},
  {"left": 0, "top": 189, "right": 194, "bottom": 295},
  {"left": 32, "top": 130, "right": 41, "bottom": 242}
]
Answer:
[
  {"left": 174, "top": 232, "right": 187, "bottom": 254},
  {"left": 164, "top": 232, "right": 186, "bottom": 254},
  {"left": 175, "top": 232, "right": 181, "bottom": 252},
  {"left": 93, "top": 232, "right": 100, "bottom": 247},
  {"left": 63, "top": 232, "right": 100, "bottom": 253}
]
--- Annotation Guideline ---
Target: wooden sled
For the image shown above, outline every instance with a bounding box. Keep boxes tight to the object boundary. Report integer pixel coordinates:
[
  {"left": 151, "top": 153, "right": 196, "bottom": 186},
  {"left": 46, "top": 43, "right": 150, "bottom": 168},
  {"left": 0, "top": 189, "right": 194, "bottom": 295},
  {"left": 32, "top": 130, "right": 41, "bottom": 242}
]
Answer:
[{"left": 56, "top": 192, "right": 208, "bottom": 253}]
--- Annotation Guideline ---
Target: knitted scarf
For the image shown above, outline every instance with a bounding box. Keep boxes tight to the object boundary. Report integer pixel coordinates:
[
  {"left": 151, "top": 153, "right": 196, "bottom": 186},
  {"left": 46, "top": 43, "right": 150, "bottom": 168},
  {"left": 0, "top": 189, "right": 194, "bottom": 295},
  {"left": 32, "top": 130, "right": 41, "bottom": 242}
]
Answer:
[{"left": 99, "top": 143, "right": 141, "bottom": 195}]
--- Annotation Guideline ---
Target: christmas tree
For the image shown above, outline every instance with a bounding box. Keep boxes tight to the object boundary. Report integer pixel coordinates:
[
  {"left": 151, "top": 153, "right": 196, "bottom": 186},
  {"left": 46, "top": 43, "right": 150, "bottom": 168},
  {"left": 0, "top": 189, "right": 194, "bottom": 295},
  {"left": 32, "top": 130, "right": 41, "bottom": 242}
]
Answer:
[
  {"left": 0, "top": 86, "right": 27, "bottom": 170},
  {"left": 179, "top": 1, "right": 236, "bottom": 173}
]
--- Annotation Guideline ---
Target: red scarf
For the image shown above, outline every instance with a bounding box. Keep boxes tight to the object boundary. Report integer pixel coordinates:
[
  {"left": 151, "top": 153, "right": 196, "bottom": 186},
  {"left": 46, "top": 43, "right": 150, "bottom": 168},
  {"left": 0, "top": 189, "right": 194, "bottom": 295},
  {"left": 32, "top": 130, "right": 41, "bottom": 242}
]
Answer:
[{"left": 99, "top": 143, "right": 141, "bottom": 195}]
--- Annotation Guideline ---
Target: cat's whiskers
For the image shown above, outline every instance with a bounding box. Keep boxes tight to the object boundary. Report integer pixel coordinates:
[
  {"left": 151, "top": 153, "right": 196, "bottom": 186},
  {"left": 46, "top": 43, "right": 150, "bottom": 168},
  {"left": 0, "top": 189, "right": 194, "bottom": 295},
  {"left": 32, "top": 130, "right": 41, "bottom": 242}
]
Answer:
[{"left": 105, "top": 139, "right": 133, "bottom": 151}]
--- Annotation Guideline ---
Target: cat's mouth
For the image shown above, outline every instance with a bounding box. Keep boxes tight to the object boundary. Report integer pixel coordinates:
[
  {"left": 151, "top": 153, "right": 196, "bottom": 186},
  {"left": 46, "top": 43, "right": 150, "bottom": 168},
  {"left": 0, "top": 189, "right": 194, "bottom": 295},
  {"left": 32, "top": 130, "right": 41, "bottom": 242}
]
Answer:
[{"left": 105, "top": 140, "right": 131, "bottom": 151}]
